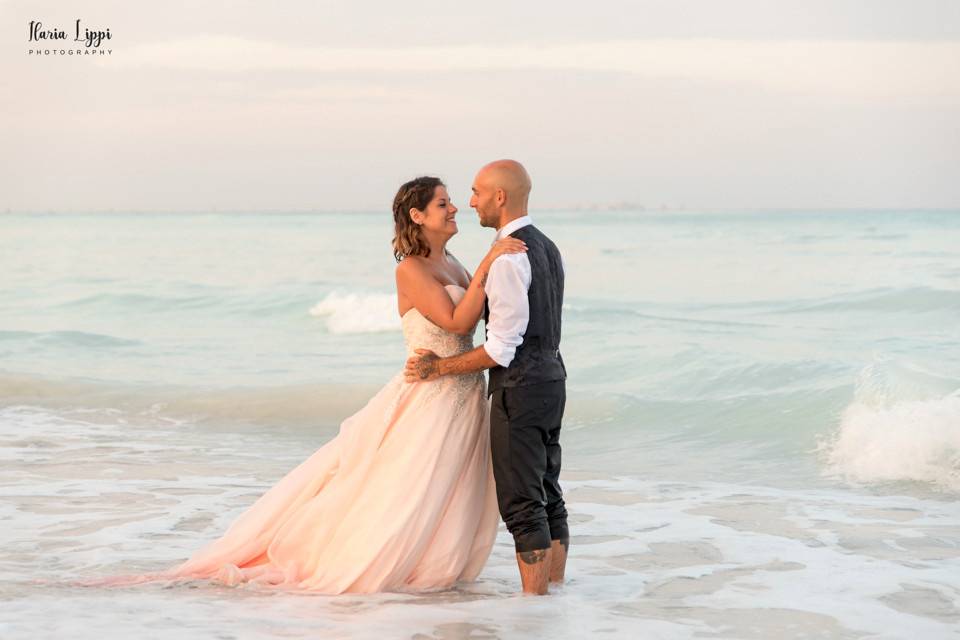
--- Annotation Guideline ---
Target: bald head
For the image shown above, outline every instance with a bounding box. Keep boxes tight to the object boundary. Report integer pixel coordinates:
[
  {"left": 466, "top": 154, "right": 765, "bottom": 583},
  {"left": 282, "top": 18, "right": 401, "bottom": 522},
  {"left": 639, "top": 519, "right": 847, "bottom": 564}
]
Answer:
[
  {"left": 470, "top": 159, "right": 534, "bottom": 229},
  {"left": 477, "top": 159, "right": 532, "bottom": 212}
]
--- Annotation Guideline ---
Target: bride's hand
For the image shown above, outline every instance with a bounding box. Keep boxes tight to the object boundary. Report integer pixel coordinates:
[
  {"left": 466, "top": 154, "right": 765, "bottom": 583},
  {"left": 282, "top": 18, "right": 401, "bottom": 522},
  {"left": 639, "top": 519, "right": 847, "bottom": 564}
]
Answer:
[{"left": 485, "top": 238, "right": 527, "bottom": 263}]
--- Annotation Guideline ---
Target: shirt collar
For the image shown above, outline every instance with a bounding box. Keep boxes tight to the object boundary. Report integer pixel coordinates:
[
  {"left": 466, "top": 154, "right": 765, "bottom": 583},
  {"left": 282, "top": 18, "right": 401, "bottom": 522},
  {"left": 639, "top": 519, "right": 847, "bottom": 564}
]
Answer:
[{"left": 495, "top": 215, "right": 534, "bottom": 240}]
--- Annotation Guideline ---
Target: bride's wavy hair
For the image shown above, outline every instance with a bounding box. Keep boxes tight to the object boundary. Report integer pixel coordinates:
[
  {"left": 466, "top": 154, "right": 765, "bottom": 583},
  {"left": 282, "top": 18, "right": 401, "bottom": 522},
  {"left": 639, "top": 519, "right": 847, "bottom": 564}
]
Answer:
[{"left": 392, "top": 176, "right": 444, "bottom": 262}]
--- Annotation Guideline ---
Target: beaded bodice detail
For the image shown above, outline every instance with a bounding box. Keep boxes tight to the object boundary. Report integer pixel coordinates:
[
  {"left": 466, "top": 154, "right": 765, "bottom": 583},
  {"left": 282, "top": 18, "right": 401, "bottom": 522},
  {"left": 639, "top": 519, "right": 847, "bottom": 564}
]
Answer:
[
  {"left": 401, "top": 285, "right": 476, "bottom": 358},
  {"left": 397, "top": 284, "right": 486, "bottom": 412}
]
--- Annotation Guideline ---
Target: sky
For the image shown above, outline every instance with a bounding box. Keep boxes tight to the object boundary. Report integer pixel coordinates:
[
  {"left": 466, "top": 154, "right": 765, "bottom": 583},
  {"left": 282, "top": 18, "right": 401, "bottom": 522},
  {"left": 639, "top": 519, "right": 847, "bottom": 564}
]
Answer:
[{"left": 1, "top": 0, "right": 958, "bottom": 212}]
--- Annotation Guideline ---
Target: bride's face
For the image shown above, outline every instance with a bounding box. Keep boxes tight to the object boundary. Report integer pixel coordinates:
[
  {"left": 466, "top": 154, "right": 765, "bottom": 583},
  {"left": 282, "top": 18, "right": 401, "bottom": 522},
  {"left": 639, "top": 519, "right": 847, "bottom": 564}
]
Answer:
[{"left": 412, "top": 186, "right": 459, "bottom": 236}]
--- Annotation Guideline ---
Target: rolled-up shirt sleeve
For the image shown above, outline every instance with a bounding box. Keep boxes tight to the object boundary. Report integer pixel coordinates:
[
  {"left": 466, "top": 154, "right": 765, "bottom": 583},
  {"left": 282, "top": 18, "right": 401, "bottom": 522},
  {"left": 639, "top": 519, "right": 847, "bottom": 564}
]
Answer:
[{"left": 483, "top": 253, "right": 531, "bottom": 368}]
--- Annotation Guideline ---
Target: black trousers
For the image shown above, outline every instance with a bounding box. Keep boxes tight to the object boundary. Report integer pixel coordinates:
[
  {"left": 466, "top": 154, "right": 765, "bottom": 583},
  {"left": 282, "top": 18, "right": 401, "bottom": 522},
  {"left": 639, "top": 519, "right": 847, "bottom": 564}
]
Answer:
[{"left": 489, "top": 379, "right": 569, "bottom": 553}]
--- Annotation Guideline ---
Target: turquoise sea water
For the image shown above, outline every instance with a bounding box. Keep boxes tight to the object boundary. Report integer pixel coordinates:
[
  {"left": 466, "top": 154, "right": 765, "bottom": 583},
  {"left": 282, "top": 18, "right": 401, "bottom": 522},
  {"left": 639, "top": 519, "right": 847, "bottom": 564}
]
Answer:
[{"left": 2, "top": 210, "right": 959, "bottom": 638}]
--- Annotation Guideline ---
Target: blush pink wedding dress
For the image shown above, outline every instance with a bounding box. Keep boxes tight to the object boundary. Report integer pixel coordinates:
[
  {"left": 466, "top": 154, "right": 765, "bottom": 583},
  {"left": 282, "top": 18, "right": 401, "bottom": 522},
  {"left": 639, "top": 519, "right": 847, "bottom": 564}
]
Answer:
[{"left": 83, "top": 284, "right": 499, "bottom": 594}]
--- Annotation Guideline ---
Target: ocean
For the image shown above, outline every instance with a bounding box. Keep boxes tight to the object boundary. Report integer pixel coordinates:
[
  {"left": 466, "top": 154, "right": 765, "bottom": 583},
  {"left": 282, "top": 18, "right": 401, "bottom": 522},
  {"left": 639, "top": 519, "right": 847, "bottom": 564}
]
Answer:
[{"left": 2, "top": 209, "right": 959, "bottom": 638}]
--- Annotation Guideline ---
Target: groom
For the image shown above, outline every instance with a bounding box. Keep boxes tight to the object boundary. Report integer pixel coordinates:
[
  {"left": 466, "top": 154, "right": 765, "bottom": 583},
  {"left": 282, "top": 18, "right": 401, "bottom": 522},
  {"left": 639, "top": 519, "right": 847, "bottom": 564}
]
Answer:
[{"left": 403, "top": 159, "right": 569, "bottom": 596}]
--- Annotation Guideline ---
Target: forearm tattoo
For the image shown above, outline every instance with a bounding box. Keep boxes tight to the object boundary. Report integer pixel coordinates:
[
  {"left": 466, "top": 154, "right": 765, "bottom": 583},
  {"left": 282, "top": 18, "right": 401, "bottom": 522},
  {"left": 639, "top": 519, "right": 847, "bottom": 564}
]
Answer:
[
  {"left": 444, "top": 349, "right": 485, "bottom": 375},
  {"left": 480, "top": 271, "right": 488, "bottom": 288},
  {"left": 518, "top": 549, "right": 548, "bottom": 565},
  {"left": 443, "top": 357, "right": 472, "bottom": 375},
  {"left": 416, "top": 353, "right": 440, "bottom": 379}
]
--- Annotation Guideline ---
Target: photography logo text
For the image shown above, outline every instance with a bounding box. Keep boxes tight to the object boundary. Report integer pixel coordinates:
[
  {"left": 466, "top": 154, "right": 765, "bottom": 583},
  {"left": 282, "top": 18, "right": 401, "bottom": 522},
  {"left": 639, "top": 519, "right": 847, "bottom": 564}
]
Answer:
[{"left": 28, "top": 19, "right": 113, "bottom": 57}]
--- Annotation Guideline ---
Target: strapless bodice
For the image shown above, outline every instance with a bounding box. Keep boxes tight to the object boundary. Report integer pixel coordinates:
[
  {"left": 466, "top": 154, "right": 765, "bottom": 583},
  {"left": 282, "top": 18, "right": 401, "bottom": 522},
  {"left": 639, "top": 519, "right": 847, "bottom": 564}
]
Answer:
[{"left": 402, "top": 284, "right": 476, "bottom": 358}]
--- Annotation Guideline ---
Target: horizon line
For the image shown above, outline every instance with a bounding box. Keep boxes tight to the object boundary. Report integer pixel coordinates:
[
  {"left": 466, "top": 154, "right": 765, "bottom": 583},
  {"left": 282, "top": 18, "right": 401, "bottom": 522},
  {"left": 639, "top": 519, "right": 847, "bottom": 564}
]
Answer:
[{"left": 3, "top": 206, "right": 960, "bottom": 215}]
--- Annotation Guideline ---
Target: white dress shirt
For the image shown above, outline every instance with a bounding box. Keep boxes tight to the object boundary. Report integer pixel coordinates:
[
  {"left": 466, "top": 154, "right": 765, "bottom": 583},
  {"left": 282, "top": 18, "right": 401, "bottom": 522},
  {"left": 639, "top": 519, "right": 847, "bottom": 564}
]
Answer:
[{"left": 482, "top": 216, "right": 535, "bottom": 367}]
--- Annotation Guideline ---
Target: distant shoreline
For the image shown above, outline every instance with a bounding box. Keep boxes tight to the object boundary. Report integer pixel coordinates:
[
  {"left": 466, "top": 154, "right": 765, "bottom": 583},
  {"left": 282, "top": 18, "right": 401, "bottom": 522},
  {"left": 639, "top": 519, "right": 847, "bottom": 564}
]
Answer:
[{"left": 3, "top": 207, "right": 959, "bottom": 216}]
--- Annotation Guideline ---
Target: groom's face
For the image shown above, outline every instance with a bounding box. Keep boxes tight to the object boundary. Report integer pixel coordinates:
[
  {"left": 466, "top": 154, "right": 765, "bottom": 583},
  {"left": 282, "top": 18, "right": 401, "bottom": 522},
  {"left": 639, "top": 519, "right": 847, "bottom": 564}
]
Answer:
[{"left": 470, "top": 175, "right": 498, "bottom": 229}]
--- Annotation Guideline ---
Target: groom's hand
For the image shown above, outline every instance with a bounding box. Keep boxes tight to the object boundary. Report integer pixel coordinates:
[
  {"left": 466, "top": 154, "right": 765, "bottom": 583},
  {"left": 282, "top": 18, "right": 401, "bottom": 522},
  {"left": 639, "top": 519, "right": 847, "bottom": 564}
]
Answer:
[{"left": 404, "top": 349, "right": 441, "bottom": 383}]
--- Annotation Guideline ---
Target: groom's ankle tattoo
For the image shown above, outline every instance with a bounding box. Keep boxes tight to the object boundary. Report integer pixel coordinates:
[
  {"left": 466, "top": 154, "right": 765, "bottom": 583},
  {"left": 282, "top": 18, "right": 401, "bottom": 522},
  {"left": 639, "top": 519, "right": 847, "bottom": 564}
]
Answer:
[{"left": 518, "top": 549, "right": 548, "bottom": 565}]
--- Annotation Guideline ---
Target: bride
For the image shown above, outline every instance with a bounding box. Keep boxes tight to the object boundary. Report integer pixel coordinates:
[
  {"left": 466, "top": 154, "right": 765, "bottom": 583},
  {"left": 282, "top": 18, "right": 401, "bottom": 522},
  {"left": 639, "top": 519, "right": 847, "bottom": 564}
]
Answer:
[{"left": 80, "top": 176, "right": 526, "bottom": 594}]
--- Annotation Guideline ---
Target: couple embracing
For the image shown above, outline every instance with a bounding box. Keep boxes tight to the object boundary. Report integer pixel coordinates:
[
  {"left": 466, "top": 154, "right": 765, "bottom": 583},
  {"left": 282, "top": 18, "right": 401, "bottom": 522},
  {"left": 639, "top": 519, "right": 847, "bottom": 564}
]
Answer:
[{"left": 87, "top": 160, "right": 569, "bottom": 596}]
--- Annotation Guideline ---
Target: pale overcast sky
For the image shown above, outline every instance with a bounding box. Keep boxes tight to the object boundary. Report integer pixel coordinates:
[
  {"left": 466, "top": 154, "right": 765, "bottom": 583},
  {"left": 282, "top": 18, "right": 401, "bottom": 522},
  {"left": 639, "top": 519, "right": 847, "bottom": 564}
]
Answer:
[{"left": 1, "top": 0, "right": 958, "bottom": 211}]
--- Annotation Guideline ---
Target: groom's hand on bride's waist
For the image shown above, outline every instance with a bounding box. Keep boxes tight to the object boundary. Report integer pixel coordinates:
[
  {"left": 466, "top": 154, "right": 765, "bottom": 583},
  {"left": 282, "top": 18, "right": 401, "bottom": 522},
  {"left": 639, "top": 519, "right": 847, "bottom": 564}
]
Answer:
[
  {"left": 405, "top": 348, "right": 441, "bottom": 383},
  {"left": 404, "top": 345, "right": 499, "bottom": 383}
]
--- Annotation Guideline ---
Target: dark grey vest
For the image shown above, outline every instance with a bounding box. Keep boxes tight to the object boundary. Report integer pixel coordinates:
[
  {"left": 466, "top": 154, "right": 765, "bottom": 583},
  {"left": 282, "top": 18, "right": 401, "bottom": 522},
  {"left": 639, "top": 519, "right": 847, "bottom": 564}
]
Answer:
[{"left": 484, "top": 223, "right": 566, "bottom": 396}]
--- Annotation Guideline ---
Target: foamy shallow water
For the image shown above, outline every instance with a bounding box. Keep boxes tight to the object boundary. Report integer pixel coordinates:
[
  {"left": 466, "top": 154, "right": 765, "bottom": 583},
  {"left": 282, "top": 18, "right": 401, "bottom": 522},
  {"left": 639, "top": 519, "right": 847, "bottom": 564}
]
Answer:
[{"left": 2, "top": 405, "right": 959, "bottom": 639}]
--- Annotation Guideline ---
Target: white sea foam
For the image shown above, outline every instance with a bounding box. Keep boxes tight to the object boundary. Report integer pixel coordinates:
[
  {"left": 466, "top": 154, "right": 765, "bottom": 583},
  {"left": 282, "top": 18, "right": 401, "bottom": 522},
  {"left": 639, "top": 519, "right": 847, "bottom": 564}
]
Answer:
[
  {"left": 817, "top": 362, "right": 960, "bottom": 492},
  {"left": 818, "top": 392, "right": 960, "bottom": 492},
  {"left": 309, "top": 291, "right": 400, "bottom": 334}
]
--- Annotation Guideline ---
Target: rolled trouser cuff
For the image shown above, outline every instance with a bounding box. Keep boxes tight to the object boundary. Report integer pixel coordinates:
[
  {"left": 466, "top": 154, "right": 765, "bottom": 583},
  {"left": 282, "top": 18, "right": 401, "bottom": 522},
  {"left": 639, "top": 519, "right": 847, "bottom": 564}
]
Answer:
[
  {"left": 511, "top": 521, "right": 552, "bottom": 553},
  {"left": 548, "top": 520, "right": 569, "bottom": 542},
  {"left": 547, "top": 501, "right": 568, "bottom": 542}
]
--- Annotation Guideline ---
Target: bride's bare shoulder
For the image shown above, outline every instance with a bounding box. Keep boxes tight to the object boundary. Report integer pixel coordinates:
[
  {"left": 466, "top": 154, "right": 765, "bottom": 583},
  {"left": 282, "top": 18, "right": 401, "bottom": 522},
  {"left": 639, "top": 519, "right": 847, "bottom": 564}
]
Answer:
[
  {"left": 396, "top": 255, "right": 427, "bottom": 274},
  {"left": 395, "top": 255, "right": 431, "bottom": 288}
]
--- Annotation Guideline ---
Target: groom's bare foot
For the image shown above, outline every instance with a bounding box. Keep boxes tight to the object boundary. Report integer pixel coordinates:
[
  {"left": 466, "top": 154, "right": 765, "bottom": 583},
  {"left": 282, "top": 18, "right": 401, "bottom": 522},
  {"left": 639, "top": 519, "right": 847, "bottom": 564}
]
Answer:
[
  {"left": 516, "top": 548, "right": 551, "bottom": 595},
  {"left": 548, "top": 538, "right": 568, "bottom": 583}
]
